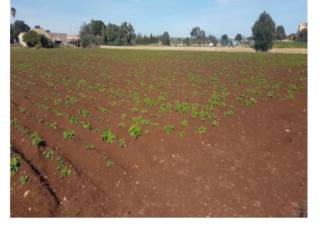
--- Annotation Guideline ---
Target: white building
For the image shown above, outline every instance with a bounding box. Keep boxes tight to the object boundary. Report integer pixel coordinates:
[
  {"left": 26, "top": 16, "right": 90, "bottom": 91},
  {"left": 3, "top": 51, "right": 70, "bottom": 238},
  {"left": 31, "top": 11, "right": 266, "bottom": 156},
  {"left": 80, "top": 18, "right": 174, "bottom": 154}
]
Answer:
[{"left": 298, "top": 23, "right": 307, "bottom": 32}]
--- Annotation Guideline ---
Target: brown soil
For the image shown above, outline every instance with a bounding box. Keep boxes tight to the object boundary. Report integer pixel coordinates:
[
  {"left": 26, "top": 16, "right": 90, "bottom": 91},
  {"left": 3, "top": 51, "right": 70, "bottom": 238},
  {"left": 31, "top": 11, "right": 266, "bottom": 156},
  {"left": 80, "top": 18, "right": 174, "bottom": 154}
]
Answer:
[{"left": 10, "top": 49, "right": 307, "bottom": 217}]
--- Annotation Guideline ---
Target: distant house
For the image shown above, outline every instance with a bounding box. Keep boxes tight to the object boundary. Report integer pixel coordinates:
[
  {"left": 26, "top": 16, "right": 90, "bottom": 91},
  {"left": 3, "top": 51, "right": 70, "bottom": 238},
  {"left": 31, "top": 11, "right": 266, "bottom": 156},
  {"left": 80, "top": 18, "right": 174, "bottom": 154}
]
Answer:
[
  {"left": 298, "top": 22, "right": 307, "bottom": 32},
  {"left": 18, "top": 25, "right": 78, "bottom": 47},
  {"left": 67, "top": 35, "right": 81, "bottom": 47},
  {"left": 18, "top": 32, "right": 27, "bottom": 47},
  {"left": 33, "top": 26, "right": 51, "bottom": 39},
  {"left": 50, "top": 33, "right": 68, "bottom": 46}
]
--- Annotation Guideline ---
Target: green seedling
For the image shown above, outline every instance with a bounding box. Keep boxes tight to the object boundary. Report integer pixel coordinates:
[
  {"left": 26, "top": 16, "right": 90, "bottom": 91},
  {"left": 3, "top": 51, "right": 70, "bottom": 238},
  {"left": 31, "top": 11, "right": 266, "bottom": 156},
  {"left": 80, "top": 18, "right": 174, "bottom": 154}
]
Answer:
[
  {"left": 118, "top": 122, "right": 126, "bottom": 129},
  {"left": 85, "top": 144, "right": 95, "bottom": 150},
  {"left": 56, "top": 157, "right": 71, "bottom": 178},
  {"left": 180, "top": 120, "right": 188, "bottom": 127},
  {"left": 82, "top": 122, "right": 92, "bottom": 130},
  {"left": 163, "top": 125, "right": 175, "bottom": 134},
  {"left": 30, "top": 132, "right": 45, "bottom": 147},
  {"left": 49, "top": 122, "right": 58, "bottom": 129},
  {"left": 79, "top": 109, "right": 90, "bottom": 117},
  {"left": 19, "top": 175, "right": 29, "bottom": 185},
  {"left": 128, "top": 124, "right": 142, "bottom": 139},
  {"left": 63, "top": 130, "right": 75, "bottom": 140},
  {"left": 10, "top": 154, "right": 21, "bottom": 175},
  {"left": 102, "top": 128, "right": 116, "bottom": 143},
  {"left": 178, "top": 131, "right": 185, "bottom": 137},
  {"left": 197, "top": 126, "right": 207, "bottom": 134},
  {"left": 118, "top": 138, "right": 126, "bottom": 148},
  {"left": 42, "top": 150, "right": 54, "bottom": 160}
]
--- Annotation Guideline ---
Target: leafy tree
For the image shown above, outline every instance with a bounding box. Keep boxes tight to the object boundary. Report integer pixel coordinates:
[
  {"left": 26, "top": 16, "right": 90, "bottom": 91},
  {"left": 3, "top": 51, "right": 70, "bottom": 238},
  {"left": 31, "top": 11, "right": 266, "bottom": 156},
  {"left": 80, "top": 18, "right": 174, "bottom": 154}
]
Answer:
[
  {"left": 89, "top": 20, "right": 105, "bottom": 36},
  {"left": 207, "top": 35, "right": 218, "bottom": 46},
  {"left": 11, "top": 20, "right": 30, "bottom": 42},
  {"left": 80, "top": 20, "right": 136, "bottom": 47},
  {"left": 104, "top": 23, "right": 120, "bottom": 45},
  {"left": 252, "top": 11, "right": 276, "bottom": 51},
  {"left": 160, "top": 31, "right": 170, "bottom": 46},
  {"left": 190, "top": 27, "right": 200, "bottom": 39},
  {"left": 235, "top": 33, "right": 243, "bottom": 42},
  {"left": 276, "top": 25, "right": 286, "bottom": 40},
  {"left": 39, "top": 35, "right": 54, "bottom": 48},
  {"left": 190, "top": 26, "right": 206, "bottom": 45},
  {"left": 23, "top": 30, "right": 40, "bottom": 47},
  {"left": 79, "top": 23, "right": 96, "bottom": 48},
  {"left": 220, "top": 34, "right": 229, "bottom": 46},
  {"left": 135, "top": 34, "right": 159, "bottom": 45},
  {"left": 119, "top": 22, "right": 136, "bottom": 45}
]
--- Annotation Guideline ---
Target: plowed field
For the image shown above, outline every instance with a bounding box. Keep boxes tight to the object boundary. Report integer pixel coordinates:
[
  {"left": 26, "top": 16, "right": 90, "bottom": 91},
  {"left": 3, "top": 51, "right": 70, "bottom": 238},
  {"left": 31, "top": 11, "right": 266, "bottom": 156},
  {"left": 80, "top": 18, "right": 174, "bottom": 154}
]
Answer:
[{"left": 10, "top": 48, "right": 307, "bottom": 217}]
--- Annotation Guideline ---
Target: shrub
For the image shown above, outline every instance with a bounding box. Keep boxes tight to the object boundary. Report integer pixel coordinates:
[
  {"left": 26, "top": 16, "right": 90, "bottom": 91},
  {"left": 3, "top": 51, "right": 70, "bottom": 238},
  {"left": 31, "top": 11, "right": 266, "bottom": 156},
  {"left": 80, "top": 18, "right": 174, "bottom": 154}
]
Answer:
[
  {"left": 23, "top": 30, "right": 40, "bottom": 47},
  {"left": 23, "top": 30, "right": 54, "bottom": 48}
]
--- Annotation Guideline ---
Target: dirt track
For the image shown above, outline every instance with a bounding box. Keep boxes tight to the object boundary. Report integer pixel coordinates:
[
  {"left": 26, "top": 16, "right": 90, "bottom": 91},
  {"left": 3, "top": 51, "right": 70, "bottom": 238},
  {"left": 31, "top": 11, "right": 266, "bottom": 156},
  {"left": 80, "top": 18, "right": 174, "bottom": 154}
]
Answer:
[{"left": 100, "top": 45, "right": 307, "bottom": 54}]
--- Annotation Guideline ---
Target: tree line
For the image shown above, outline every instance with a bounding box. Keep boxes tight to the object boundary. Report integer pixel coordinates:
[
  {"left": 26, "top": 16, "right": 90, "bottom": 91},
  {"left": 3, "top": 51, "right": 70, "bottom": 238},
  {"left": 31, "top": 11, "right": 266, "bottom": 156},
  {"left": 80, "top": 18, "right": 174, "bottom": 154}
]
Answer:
[{"left": 10, "top": 6, "right": 307, "bottom": 52}]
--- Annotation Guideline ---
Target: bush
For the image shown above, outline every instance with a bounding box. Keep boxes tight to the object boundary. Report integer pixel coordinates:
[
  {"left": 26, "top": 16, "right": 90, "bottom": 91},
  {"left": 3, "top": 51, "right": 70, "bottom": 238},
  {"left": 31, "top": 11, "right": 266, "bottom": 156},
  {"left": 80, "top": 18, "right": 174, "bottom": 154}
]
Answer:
[
  {"left": 23, "top": 30, "right": 40, "bottom": 47},
  {"left": 252, "top": 11, "right": 276, "bottom": 51},
  {"left": 23, "top": 30, "right": 54, "bottom": 48}
]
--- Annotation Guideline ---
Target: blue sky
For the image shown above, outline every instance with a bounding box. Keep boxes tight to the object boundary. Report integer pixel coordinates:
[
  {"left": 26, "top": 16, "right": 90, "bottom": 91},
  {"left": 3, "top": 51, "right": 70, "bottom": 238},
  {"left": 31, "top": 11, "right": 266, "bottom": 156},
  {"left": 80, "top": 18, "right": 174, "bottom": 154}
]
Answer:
[{"left": 12, "top": 0, "right": 307, "bottom": 38}]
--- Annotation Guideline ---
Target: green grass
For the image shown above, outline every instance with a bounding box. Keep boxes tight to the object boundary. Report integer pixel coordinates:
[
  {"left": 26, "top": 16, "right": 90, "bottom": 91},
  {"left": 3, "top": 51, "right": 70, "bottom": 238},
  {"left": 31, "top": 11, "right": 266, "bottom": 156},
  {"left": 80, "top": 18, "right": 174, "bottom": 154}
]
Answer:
[{"left": 273, "top": 41, "right": 307, "bottom": 48}]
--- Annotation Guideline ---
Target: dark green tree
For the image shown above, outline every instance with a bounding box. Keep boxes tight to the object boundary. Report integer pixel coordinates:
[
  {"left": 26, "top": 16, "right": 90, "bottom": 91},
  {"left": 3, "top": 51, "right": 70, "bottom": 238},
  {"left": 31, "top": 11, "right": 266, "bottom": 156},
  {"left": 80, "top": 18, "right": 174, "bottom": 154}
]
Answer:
[
  {"left": 220, "top": 34, "right": 229, "bottom": 46},
  {"left": 89, "top": 20, "right": 105, "bottom": 36},
  {"left": 207, "top": 35, "right": 218, "bottom": 46},
  {"left": 160, "top": 32, "right": 170, "bottom": 46},
  {"left": 11, "top": 20, "right": 30, "bottom": 42},
  {"left": 79, "top": 23, "right": 96, "bottom": 47},
  {"left": 252, "top": 11, "right": 276, "bottom": 51},
  {"left": 275, "top": 25, "right": 286, "bottom": 40},
  {"left": 190, "top": 26, "right": 206, "bottom": 45},
  {"left": 235, "top": 33, "right": 243, "bottom": 42}
]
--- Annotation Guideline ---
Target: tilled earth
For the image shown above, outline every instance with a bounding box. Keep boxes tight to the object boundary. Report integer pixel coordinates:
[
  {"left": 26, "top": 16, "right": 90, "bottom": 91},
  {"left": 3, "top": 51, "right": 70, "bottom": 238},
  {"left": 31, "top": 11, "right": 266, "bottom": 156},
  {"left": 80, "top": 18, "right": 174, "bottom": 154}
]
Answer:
[{"left": 10, "top": 49, "right": 307, "bottom": 217}]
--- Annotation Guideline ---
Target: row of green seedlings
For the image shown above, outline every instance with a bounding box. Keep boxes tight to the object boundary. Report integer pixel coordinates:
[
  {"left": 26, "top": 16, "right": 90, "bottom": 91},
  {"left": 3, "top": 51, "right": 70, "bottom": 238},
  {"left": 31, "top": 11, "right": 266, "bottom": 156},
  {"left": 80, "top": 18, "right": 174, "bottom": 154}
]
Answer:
[
  {"left": 11, "top": 119, "right": 71, "bottom": 178},
  {"left": 10, "top": 153, "right": 29, "bottom": 185},
  {"left": 42, "top": 149, "right": 71, "bottom": 178}
]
